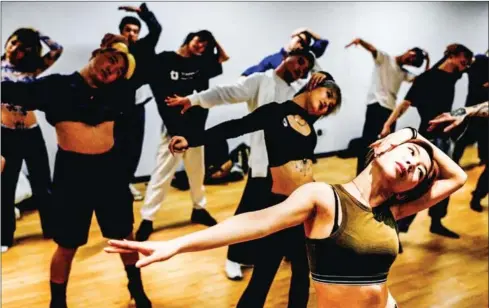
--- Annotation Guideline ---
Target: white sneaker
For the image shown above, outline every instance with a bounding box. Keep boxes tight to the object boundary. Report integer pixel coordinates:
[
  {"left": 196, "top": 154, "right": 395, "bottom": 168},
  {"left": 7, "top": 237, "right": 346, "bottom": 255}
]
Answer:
[
  {"left": 15, "top": 207, "right": 21, "bottom": 220},
  {"left": 129, "top": 184, "right": 143, "bottom": 201},
  {"left": 225, "top": 259, "right": 243, "bottom": 280},
  {"left": 1, "top": 246, "right": 9, "bottom": 253}
]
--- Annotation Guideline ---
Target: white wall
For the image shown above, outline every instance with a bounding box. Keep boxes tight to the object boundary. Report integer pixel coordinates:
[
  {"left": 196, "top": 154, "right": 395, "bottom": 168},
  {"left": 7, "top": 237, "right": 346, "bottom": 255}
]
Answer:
[{"left": 2, "top": 2, "right": 488, "bottom": 178}]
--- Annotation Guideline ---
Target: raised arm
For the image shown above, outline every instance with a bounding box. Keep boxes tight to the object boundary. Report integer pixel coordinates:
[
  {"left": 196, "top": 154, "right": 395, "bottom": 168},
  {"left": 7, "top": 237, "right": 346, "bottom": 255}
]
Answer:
[
  {"left": 131, "top": 3, "right": 162, "bottom": 48},
  {"left": 241, "top": 53, "right": 278, "bottom": 77},
  {"left": 306, "top": 31, "right": 329, "bottom": 59},
  {"left": 345, "top": 38, "right": 378, "bottom": 59},
  {"left": 165, "top": 73, "right": 261, "bottom": 113},
  {"left": 215, "top": 40, "right": 230, "bottom": 64},
  {"left": 36, "top": 31, "right": 63, "bottom": 76},
  {"left": 105, "top": 182, "right": 324, "bottom": 268},
  {"left": 372, "top": 128, "right": 467, "bottom": 220}
]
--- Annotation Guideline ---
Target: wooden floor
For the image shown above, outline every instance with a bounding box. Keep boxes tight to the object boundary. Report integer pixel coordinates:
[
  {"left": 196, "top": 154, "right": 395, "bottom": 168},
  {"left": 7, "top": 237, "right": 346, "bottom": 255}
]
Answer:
[{"left": 2, "top": 146, "right": 487, "bottom": 308}]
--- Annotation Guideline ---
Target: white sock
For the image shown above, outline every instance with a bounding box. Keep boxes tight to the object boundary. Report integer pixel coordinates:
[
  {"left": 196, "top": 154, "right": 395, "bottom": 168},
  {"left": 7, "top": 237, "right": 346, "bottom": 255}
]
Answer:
[
  {"left": 193, "top": 204, "right": 206, "bottom": 210},
  {"left": 225, "top": 259, "right": 243, "bottom": 279}
]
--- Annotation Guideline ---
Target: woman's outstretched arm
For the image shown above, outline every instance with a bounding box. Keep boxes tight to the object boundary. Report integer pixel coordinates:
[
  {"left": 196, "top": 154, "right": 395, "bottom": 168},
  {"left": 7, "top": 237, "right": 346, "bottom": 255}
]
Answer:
[{"left": 105, "top": 182, "right": 327, "bottom": 267}]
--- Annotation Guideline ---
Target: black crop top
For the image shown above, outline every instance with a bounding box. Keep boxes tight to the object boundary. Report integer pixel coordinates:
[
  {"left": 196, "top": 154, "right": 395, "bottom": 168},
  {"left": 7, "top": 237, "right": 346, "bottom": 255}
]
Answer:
[
  {"left": 1, "top": 72, "right": 132, "bottom": 126},
  {"left": 186, "top": 101, "right": 317, "bottom": 167}
]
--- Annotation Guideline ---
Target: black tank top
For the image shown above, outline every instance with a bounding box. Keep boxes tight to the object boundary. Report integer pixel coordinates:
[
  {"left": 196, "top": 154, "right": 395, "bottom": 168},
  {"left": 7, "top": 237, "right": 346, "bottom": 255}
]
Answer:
[
  {"left": 186, "top": 101, "right": 317, "bottom": 167},
  {"left": 306, "top": 184, "right": 399, "bottom": 285}
]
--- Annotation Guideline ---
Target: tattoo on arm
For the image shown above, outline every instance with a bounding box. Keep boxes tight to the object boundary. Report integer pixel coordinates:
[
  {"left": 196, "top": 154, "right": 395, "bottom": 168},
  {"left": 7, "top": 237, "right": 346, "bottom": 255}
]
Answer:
[{"left": 473, "top": 102, "right": 489, "bottom": 118}]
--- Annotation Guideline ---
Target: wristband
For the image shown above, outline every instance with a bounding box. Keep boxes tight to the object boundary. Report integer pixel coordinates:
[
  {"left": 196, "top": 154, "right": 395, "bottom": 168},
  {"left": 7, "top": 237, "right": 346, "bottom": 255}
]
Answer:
[{"left": 406, "top": 127, "right": 418, "bottom": 140}]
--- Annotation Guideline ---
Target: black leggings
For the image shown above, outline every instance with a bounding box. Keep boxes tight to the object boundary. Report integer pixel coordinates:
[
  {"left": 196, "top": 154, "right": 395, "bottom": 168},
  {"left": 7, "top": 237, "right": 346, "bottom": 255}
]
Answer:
[
  {"left": 237, "top": 193, "right": 310, "bottom": 308},
  {"left": 1, "top": 126, "right": 53, "bottom": 246}
]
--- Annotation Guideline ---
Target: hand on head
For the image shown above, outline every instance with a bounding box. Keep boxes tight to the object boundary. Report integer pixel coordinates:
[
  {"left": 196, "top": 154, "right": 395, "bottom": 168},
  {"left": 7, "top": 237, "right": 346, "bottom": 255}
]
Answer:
[
  {"left": 370, "top": 128, "right": 415, "bottom": 157},
  {"left": 307, "top": 72, "right": 328, "bottom": 90}
]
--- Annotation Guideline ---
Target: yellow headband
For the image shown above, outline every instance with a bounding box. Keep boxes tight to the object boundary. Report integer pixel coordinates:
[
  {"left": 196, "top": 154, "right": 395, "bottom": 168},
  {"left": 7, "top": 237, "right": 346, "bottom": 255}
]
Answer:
[
  {"left": 109, "top": 42, "right": 135, "bottom": 79},
  {"left": 111, "top": 42, "right": 129, "bottom": 54},
  {"left": 124, "top": 53, "right": 136, "bottom": 80}
]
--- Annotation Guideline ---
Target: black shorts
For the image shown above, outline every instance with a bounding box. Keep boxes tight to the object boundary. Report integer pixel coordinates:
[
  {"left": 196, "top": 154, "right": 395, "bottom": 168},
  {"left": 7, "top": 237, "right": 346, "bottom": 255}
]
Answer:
[{"left": 52, "top": 147, "right": 134, "bottom": 248}]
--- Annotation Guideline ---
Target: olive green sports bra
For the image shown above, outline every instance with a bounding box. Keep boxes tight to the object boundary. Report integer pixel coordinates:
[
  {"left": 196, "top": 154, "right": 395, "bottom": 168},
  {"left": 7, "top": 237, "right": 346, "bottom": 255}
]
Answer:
[{"left": 305, "top": 184, "right": 399, "bottom": 285}]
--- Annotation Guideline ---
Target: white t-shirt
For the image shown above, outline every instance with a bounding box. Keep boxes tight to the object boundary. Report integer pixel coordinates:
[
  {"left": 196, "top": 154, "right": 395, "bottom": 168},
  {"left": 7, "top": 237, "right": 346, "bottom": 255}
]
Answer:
[{"left": 366, "top": 51, "right": 414, "bottom": 110}]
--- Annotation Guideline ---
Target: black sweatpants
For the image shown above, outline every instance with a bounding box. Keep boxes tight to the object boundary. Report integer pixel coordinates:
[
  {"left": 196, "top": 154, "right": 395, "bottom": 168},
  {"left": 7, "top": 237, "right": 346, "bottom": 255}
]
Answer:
[
  {"left": 237, "top": 193, "right": 310, "bottom": 308},
  {"left": 357, "top": 103, "right": 396, "bottom": 175},
  {"left": 1, "top": 126, "right": 53, "bottom": 246}
]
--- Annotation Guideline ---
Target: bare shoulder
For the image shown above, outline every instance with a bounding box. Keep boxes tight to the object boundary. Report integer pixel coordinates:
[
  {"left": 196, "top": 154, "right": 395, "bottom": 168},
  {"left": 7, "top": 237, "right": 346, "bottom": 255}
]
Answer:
[{"left": 298, "top": 182, "right": 337, "bottom": 212}]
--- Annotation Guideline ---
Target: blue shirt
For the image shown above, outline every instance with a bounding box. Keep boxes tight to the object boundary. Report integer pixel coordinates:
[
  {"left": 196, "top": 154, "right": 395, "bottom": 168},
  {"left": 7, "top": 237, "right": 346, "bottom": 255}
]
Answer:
[{"left": 241, "top": 38, "right": 329, "bottom": 76}]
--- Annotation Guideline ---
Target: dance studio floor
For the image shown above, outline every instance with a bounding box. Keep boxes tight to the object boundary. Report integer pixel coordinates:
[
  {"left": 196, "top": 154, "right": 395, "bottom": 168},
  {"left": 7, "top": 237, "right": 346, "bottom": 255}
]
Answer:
[{"left": 2, "top": 146, "right": 487, "bottom": 308}]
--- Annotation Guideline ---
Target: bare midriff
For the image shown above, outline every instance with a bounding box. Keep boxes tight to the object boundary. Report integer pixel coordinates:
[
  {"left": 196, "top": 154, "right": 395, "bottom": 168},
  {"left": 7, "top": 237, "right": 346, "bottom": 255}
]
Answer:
[
  {"left": 55, "top": 121, "right": 115, "bottom": 154},
  {"left": 1, "top": 105, "right": 38, "bottom": 129},
  {"left": 313, "top": 282, "right": 397, "bottom": 308},
  {"left": 270, "top": 159, "right": 314, "bottom": 195}
]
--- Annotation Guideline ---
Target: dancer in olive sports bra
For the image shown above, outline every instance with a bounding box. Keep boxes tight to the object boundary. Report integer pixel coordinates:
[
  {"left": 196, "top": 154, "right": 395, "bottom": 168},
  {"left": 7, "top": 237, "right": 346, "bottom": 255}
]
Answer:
[{"left": 106, "top": 127, "right": 466, "bottom": 308}]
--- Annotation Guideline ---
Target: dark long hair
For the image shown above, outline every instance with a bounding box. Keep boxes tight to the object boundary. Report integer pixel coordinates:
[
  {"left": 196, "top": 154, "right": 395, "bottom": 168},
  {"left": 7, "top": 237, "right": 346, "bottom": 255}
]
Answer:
[
  {"left": 181, "top": 30, "right": 218, "bottom": 58},
  {"left": 365, "top": 139, "right": 438, "bottom": 205},
  {"left": 2, "top": 28, "right": 43, "bottom": 73}
]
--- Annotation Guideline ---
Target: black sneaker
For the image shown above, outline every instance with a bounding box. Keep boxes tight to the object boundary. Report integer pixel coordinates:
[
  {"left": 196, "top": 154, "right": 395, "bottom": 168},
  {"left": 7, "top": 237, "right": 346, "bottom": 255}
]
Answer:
[
  {"left": 128, "top": 282, "right": 152, "bottom": 308},
  {"left": 191, "top": 208, "right": 217, "bottom": 227},
  {"left": 430, "top": 221, "right": 460, "bottom": 239},
  {"left": 470, "top": 198, "right": 483, "bottom": 212},
  {"left": 135, "top": 220, "right": 153, "bottom": 242}
]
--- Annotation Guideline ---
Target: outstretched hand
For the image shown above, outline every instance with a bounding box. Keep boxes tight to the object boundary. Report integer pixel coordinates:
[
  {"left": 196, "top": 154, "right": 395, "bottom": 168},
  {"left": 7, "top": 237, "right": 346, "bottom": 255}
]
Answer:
[
  {"left": 118, "top": 5, "right": 142, "bottom": 13},
  {"left": 428, "top": 112, "right": 465, "bottom": 133},
  {"left": 345, "top": 38, "right": 361, "bottom": 48},
  {"left": 169, "top": 136, "right": 189, "bottom": 155},
  {"left": 104, "top": 239, "right": 179, "bottom": 268},
  {"left": 165, "top": 95, "right": 192, "bottom": 114}
]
